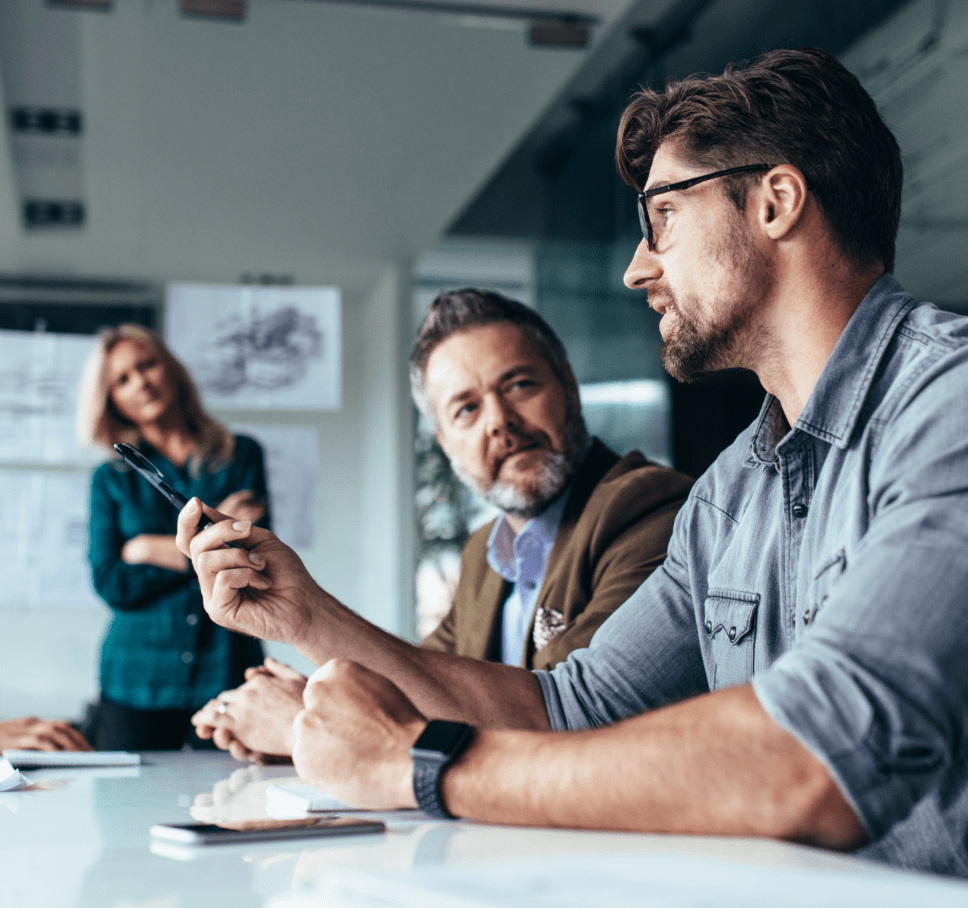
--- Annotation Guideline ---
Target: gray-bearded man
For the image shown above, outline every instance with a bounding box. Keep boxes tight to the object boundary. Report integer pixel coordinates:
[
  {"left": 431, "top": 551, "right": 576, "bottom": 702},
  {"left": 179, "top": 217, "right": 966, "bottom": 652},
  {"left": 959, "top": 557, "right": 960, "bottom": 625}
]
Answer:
[{"left": 192, "top": 289, "right": 690, "bottom": 761}]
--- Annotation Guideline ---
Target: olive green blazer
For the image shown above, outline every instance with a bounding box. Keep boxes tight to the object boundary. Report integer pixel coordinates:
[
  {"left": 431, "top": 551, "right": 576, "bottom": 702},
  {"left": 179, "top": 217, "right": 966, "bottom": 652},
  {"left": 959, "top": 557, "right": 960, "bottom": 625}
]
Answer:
[{"left": 421, "top": 439, "right": 693, "bottom": 671}]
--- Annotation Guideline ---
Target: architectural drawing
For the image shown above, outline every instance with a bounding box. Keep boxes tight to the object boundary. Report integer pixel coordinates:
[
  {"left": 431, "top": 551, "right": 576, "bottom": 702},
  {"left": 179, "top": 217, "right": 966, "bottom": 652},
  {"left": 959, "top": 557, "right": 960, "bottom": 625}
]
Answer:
[
  {"left": 231, "top": 423, "right": 318, "bottom": 549},
  {"left": 0, "top": 329, "right": 99, "bottom": 464},
  {"left": 166, "top": 283, "right": 341, "bottom": 410},
  {"left": 0, "top": 470, "right": 101, "bottom": 609}
]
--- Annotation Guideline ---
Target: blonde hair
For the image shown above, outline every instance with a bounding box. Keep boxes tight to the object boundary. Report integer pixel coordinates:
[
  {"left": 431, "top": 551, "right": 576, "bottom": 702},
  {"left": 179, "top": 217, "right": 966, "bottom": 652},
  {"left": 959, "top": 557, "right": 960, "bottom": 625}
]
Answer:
[{"left": 76, "top": 323, "right": 234, "bottom": 473}]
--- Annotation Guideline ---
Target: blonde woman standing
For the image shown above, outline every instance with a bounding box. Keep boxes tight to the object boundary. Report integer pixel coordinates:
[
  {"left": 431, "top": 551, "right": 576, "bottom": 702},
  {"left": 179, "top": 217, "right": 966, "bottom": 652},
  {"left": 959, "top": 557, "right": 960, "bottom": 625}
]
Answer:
[{"left": 77, "top": 325, "right": 269, "bottom": 750}]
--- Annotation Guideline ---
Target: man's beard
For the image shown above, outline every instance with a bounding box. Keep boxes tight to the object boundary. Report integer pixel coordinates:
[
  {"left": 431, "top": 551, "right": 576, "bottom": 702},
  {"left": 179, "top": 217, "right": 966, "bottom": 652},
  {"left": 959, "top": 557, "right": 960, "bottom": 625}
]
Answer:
[
  {"left": 659, "top": 303, "right": 752, "bottom": 383},
  {"left": 449, "top": 392, "right": 588, "bottom": 521},
  {"left": 655, "top": 217, "right": 768, "bottom": 383}
]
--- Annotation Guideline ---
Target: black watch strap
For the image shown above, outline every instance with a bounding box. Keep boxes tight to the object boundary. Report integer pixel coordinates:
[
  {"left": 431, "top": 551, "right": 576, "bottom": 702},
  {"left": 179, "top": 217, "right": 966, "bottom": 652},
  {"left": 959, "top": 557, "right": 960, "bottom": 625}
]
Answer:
[{"left": 410, "top": 720, "right": 475, "bottom": 819}]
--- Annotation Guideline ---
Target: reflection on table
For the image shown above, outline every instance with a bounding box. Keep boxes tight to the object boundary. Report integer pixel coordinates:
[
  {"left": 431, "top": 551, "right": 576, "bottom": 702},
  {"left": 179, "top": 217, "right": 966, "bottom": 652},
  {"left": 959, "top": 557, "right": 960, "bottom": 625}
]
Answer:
[{"left": 1, "top": 751, "right": 967, "bottom": 908}]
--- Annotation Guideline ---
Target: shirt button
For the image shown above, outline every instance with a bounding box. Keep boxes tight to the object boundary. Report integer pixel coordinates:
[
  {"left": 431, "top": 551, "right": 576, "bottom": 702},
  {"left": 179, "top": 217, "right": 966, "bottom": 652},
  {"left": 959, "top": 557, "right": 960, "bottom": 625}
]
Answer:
[
  {"left": 803, "top": 609, "right": 811, "bottom": 625},
  {"left": 704, "top": 620, "right": 712, "bottom": 636},
  {"left": 186, "top": 614, "right": 198, "bottom": 626},
  {"left": 792, "top": 503, "right": 808, "bottom": 518},
  {"left": 727, "top": 626, "right": 737, "bottom": 641},
  {"left": 181, "top": 652, "right": 194, "bottom": 664},
  {"left": 525, "top": 581, "right": 536, "bottom": 590}
]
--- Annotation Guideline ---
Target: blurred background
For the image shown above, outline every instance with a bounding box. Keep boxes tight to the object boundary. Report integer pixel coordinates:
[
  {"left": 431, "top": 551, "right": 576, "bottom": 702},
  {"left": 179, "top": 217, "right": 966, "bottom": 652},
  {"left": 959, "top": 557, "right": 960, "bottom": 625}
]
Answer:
[{"left": 1, "top": 0, "right": 964, "bottom": 719}]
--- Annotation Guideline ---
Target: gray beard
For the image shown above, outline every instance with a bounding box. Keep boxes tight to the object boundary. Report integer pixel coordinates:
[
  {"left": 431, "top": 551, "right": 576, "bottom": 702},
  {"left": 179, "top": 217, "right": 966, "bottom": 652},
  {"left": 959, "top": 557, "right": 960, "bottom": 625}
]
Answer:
[{"left": 449, "top": 400, "right": 588, "bottom": 520}]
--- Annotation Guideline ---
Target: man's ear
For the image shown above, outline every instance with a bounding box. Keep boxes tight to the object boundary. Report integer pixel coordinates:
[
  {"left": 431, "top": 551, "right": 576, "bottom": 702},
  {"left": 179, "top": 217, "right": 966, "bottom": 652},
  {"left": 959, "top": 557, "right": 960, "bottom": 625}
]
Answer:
[
  {"left": 434, "top": 427, "right": 447, "bottom": 453},
  {"left": 756, "top": 165, "right": 807, "bottom": 240}
]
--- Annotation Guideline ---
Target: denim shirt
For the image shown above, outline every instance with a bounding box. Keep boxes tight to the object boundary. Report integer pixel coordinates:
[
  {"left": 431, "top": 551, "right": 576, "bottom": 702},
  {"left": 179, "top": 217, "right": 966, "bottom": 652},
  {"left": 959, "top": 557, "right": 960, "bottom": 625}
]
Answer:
[
  {"left": 537, "top": 275, "right": 968, "bottom": 876},
  {"left": 486, "top": 491, "right": 569, "bottom": 665}
]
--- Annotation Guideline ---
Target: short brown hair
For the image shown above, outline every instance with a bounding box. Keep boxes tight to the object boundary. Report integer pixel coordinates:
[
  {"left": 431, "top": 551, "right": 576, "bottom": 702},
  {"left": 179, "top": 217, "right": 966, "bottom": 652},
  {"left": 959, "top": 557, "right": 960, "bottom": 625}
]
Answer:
[
  {"left": 410, "top": 288, "right": 573, "bottom": 424},
  {"left": 76, "top": 323, "right": 234, "bottom": 473},
  {"left": 617, "top": 47, "right": 902, "bottom": 271}
]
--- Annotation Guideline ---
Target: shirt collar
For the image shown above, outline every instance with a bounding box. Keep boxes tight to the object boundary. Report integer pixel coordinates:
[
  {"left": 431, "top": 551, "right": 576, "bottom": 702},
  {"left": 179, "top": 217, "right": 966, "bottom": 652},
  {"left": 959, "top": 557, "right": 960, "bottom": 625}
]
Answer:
[
  {"left": 486, "top": 486, "right": 571, "bottom": 583},
  {"left": 749, "top": 273, "right": 916, "bottom": 465}
]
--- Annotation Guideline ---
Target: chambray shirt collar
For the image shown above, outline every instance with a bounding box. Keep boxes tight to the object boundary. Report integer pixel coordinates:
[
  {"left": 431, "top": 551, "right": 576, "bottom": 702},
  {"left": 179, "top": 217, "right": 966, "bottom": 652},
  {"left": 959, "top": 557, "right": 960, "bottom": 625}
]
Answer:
[
  {"left": 485, "top": 487, "right": 570, "bottom": 584},
  {"left": 749, "top": 273, "right": 916, "bottom": 466}
]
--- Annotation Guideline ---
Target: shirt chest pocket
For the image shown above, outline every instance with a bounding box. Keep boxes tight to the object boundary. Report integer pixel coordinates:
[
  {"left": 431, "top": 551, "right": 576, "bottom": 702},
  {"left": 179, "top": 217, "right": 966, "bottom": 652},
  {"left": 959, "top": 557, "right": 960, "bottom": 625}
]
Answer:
[
  {"left": 701, "top": 591, "right": 759, "bottom": 691},
  {"left": 803, "top": 548, "right": 847, "bottom": 628}
]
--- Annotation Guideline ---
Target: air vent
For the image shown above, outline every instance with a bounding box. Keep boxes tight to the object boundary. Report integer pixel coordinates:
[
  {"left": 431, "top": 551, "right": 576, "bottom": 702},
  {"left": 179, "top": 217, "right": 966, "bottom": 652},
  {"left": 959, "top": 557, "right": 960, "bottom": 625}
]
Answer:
[
  {"left": 10, "top": 107, "right": 82, "bottom": 136},
  {"left": 181, "top": 0, "right": 245, "bottom": 20},
  {"left": 529, "top": 20, "right": 589, "bottom": 48},
  {"left": 46, "top": 0, "right": 111, "bottom": 8},
  {"left": 23, "top": 200, "right": 86, "bottom": 229}
]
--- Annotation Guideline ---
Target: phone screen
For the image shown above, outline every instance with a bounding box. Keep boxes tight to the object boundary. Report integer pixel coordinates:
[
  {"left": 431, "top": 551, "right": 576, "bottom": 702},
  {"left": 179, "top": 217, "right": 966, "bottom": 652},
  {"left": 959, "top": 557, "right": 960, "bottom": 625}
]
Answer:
[{"left": 150, "top": 816, "right": 385, "bottom": 845}]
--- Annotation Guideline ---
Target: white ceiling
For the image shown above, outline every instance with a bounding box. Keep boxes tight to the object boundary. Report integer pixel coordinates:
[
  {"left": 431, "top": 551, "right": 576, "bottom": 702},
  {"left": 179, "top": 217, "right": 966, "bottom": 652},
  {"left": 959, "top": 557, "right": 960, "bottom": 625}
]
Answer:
[{"left": 0, "top": 0, "right": 637, "bottom": 295}]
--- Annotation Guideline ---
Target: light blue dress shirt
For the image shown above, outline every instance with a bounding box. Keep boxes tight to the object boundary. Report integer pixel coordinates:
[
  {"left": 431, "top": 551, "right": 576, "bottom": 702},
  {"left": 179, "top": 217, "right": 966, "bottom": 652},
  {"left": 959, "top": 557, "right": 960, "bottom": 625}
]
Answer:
[
  {"left": 486, "top": 491, "right": 570, "bottom": 666},
  {"left": 536, "top": 275, "right": 968, "bottom": 876}
]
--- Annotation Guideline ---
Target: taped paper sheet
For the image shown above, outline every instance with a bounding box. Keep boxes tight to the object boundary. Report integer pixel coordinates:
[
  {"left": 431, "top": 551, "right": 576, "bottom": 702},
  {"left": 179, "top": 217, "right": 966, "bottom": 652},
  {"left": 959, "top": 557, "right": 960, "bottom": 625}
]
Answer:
[{"left": 166, "top": 283, "right": 341, "bottom": 411}]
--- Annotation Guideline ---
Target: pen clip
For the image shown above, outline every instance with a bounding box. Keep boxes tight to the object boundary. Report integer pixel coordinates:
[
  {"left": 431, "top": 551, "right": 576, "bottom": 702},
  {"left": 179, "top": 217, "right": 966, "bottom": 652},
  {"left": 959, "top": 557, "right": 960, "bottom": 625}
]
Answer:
[{"left": 113, "top": 443, "right": 189, "bottom": 510}]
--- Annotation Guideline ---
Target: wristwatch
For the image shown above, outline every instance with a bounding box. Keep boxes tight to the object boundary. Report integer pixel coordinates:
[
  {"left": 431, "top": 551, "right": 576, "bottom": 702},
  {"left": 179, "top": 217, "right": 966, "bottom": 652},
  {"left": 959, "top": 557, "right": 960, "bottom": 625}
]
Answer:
[{"left": 410, "top": 720, "right": 475, "bottom": 819}]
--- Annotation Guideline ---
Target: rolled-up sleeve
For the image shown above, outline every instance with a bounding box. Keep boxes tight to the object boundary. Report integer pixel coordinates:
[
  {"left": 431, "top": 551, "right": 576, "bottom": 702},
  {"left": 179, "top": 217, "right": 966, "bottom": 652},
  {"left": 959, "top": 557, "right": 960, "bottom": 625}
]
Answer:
[{"left": 754, "top": 353, "right": 968, "bottom": 841}]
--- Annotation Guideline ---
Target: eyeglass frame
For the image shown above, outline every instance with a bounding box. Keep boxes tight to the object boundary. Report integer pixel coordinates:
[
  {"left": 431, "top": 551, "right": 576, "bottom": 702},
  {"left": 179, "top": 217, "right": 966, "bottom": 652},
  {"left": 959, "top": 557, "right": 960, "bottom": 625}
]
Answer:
[{"left": 637, "top": 163, "right": 773, "bottom": 251}]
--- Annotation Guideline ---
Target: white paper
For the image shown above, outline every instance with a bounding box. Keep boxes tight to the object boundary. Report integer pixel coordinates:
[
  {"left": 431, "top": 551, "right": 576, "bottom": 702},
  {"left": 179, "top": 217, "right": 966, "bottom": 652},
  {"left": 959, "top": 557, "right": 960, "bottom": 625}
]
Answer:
[
  {"left": 0, "top": 469, "right": 101, "bottom": 608},
  {"left": 0, "top": 758, "right": 28, "bottom": 792},
  {"left": 166, "top": 283, "right": 341, "bottom": 411},
  {"left": 2, "top": 750, "right": 139, "bottom": 769},
  {"left": 266, "top": 783, "right": 348, "bottom": 814},
  {"left": 0, "top": 329, "right": 99, "bottom": 465},
  {"left": 230, "top": 424, "right": 317, "bottom": 548}
]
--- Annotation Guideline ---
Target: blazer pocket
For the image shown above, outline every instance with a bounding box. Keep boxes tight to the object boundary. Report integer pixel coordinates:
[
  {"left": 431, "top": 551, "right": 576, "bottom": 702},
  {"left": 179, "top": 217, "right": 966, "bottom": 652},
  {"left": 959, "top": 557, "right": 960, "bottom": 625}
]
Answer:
[{"left": 702, "top": 590, "right": 759, "bottom": 690}]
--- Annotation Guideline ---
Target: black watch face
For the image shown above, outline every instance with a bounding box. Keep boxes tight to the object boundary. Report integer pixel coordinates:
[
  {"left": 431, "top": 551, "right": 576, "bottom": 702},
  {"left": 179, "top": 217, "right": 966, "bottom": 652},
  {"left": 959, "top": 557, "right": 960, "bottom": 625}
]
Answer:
[{"left": 414, "top": 721, "right": 471, "bottom": 755}]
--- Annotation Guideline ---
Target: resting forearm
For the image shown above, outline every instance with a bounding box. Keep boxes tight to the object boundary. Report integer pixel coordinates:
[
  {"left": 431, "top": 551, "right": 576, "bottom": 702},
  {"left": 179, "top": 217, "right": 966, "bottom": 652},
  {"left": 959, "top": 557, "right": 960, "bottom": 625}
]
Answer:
[
  {"left": 121, "top": 535, "right": 189, "bottom": 572},
  {"left": 443, "top": 685, "right": 866, "bottom": 849},
  {"left": 296, "top": 601, "right": 550, "bottom": 730}
]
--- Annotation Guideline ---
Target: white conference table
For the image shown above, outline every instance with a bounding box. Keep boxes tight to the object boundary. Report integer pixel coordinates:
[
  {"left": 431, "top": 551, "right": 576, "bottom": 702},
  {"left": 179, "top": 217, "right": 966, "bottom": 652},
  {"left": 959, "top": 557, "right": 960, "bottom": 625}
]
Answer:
[{"left": 2, "top": 750, "right": 967, "bottom": 908}]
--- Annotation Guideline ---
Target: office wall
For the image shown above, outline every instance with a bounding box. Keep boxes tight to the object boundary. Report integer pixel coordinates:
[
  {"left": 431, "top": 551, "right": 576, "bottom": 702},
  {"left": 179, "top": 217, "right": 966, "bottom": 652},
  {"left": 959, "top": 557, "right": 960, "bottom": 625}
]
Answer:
[{"left": 0, "top": 267, "right": 413, "bottom": 718}]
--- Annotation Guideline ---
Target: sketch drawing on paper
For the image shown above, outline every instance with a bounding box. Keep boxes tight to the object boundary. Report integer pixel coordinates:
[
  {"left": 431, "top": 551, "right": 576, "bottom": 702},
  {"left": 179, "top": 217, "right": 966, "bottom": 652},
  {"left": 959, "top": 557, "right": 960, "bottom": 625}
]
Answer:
[
  {"left": 201, "top": 306, "right": 323, "bottom": 395},
  {"left": 166, "top": 283, "right": 341, "bottom": 411},
  {"left": 0, "top": 329, "right": 99, "bottom": 464}
]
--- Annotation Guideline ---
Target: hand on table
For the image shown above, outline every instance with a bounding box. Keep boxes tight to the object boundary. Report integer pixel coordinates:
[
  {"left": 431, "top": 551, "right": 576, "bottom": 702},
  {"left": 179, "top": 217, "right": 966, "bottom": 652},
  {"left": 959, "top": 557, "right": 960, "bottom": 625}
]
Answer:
[
  {"left": 217, "top": 490, "right": 267, "bottom": 525},
  {"left": 292, "top": 659, "right": 425, "bottom": 810},
  {"left": 193, "top": 657, "right": 307, "bottom": 763},
  {"left": 0, "top": 717, "right": 92, "bottom": 752},
  {"left": 175, "top": 498, "right": 325, "bottom": 649}
]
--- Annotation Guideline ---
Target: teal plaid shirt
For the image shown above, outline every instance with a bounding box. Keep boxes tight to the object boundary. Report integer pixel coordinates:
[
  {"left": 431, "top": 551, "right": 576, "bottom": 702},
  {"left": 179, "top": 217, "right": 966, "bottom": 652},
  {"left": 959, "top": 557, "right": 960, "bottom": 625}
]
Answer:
[{"left": 89, "top": 434, "right": 268, "bottom": 710}]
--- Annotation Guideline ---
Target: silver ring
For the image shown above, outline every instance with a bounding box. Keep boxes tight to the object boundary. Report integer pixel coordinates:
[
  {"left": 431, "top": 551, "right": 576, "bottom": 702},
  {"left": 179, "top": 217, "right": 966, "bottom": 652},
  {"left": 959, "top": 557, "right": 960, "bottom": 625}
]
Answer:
[{"left": 217, "top": 702, "right": 228, "bottom": 715}]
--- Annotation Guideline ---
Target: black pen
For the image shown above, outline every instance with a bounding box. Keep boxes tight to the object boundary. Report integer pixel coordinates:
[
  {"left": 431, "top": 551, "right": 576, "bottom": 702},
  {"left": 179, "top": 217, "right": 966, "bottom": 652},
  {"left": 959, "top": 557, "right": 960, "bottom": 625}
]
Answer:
[{"left": 113, "top": 443, "right": 238, "bottom": 544}]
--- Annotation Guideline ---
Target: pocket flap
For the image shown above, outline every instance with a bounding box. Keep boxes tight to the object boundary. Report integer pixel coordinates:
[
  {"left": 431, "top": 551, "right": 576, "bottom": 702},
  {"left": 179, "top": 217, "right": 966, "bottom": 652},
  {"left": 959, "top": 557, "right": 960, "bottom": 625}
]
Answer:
[{"left": 703, "top": 591, "right": 759, "bottom": 645}]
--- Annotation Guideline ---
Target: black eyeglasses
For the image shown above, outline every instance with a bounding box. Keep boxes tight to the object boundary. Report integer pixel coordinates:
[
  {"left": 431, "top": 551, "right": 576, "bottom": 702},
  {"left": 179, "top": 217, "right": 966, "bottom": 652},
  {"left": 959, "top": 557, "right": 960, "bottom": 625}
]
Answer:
[{"left": 637, "top": 163, "right": 773, "bottom": 250}]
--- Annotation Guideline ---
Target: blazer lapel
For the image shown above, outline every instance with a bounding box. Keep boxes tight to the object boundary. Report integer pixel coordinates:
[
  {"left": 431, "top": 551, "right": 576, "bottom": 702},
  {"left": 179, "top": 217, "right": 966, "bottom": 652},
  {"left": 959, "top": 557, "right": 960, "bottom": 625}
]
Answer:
[{"left": 466, "top": 563, "right": 511, "bottom": 662}]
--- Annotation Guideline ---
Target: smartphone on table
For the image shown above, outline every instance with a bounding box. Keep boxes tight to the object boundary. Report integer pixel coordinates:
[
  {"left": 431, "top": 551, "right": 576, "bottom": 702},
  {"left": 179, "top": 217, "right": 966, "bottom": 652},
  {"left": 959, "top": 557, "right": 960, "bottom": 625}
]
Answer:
[{"left": 150, "top": 816, "right": 385, "bottom": 845}]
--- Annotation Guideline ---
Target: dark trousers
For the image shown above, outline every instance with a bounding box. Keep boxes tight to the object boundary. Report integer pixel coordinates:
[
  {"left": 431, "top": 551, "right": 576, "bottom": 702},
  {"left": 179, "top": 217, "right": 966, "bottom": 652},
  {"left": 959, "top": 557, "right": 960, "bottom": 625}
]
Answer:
[{"left": 93, "top": 695, "right": 217, "bottom": 751}]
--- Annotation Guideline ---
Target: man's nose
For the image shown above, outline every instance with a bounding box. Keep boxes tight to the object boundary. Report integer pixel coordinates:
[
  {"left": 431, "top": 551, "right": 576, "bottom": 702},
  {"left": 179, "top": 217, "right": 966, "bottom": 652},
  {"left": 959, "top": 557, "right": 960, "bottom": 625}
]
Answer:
[
  {"left": 624, "top": 238, "right": 661, "bottom": 290},
  {"left": 483, "top": 395, "right": 518, "bottom": 439}
]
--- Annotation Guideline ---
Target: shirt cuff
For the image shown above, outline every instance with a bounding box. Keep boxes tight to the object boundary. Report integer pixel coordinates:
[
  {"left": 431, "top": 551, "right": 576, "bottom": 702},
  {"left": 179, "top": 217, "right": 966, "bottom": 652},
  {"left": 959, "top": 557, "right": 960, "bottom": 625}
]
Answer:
[
  {"left": 752, "top": 652, "right": 918, "bottom": 843},
  {"left": 534, "top": 669, "right": 569, "bottom": 731}
]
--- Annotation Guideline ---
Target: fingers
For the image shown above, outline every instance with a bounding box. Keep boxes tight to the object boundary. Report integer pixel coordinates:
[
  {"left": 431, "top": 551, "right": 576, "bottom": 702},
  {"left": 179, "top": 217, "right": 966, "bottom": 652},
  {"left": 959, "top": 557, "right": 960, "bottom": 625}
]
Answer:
[
  {"left": 264, "top": 657, "right": 307, "bottom": 682},
  {"left": 15, "top": 720, "right": 92, "bottom": 752}
]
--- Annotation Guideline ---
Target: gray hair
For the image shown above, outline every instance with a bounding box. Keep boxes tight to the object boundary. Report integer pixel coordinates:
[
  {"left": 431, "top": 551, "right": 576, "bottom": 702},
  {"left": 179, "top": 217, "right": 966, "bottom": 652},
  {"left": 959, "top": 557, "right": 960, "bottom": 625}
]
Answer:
[{"left": 409, "top": 288, "right": 573, "bottom": 425}]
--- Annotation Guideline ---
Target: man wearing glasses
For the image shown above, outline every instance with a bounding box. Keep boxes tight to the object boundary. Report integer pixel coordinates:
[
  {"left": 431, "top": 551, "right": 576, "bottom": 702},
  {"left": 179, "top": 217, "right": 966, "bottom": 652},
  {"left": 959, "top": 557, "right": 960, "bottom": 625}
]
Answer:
[{"left": 178, "top": 48, "right": 968, "bottom": 875}]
